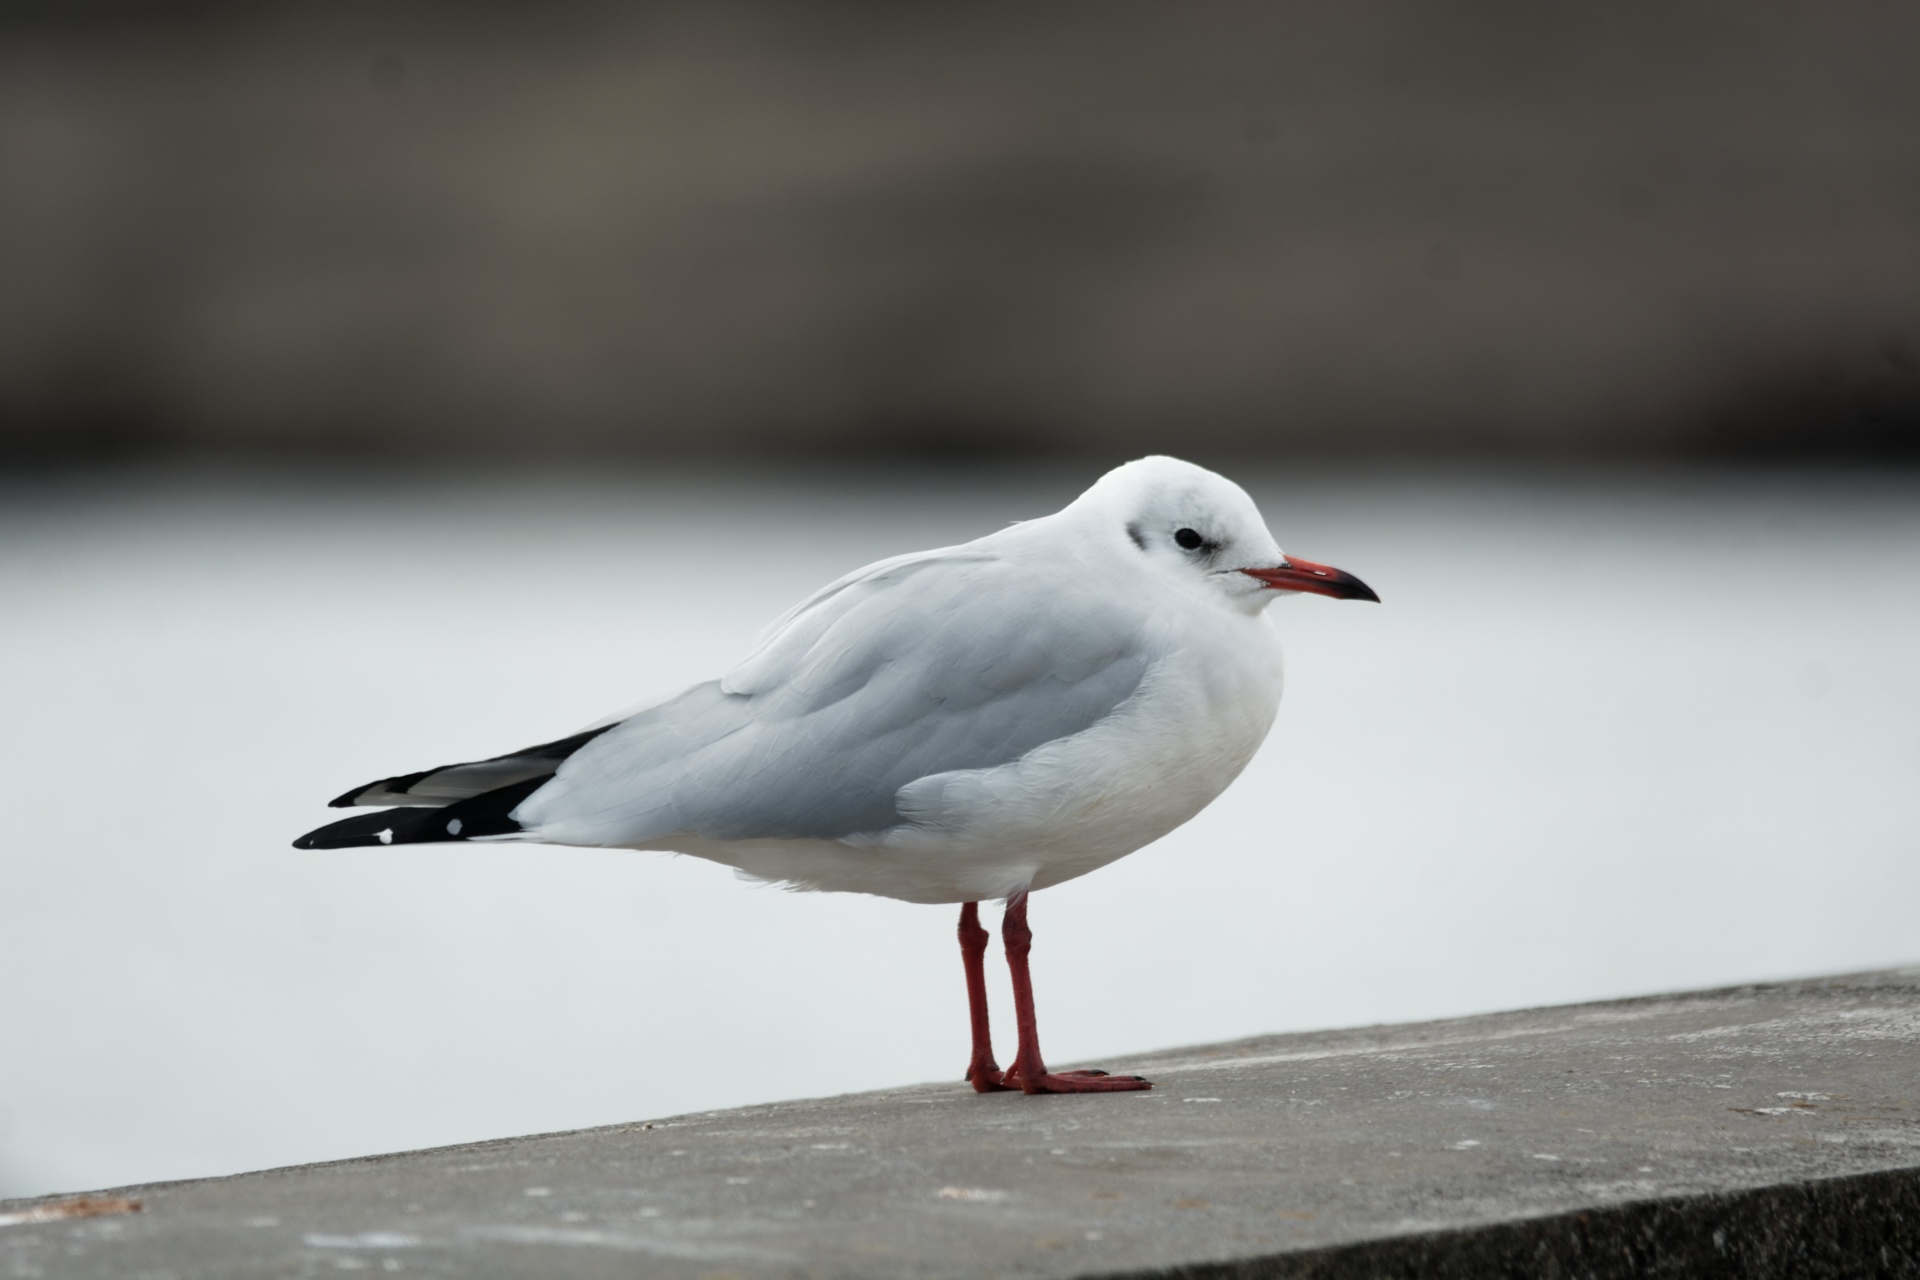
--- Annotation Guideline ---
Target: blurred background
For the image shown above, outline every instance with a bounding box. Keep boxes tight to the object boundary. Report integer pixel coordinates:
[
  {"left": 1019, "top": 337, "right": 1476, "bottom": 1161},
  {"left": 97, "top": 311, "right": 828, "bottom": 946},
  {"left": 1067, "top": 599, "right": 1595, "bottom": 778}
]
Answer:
[
  {"left": 5, "top": 0, "right": 1920, "bottom": 458},
  {"left": 2, "top": 1, "right": 1917, "bottom": 1201}
]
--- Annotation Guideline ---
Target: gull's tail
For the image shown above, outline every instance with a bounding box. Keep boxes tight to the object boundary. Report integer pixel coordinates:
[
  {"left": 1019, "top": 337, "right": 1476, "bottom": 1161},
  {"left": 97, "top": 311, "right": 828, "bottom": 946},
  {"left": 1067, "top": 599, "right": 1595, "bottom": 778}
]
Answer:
[{"left": 291, "top": 725, "right": 614, "bottom": 850}]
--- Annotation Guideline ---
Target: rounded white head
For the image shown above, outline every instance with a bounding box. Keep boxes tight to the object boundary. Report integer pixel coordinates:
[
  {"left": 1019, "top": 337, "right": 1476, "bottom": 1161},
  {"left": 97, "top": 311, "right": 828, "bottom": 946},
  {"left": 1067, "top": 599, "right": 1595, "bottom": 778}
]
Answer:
[{"left": 1068, "top": 456, "right": 1379, "bottom": 615}]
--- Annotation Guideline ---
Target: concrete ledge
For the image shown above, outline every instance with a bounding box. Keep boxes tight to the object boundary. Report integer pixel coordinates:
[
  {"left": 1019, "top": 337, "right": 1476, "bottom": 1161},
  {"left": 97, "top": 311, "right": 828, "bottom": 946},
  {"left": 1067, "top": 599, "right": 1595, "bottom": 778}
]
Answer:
[{"left": 6, "top": 969, "right": 1919, "bottom": 1278}]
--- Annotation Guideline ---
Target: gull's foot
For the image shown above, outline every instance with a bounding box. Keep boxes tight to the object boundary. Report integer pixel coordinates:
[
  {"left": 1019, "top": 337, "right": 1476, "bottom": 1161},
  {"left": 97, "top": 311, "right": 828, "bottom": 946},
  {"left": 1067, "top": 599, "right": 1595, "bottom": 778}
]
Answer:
[
  {"left": 967, "top": 1062, "right": 1015, "bottom": 1093},
  {"left": 1004, "top": 1067, "right": 1153, "bottom": 1094}
]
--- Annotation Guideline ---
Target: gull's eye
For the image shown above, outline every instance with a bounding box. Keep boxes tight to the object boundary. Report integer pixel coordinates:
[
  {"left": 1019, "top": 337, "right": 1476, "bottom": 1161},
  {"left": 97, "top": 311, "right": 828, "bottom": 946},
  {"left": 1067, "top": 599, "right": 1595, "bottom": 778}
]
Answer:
[{"left": 1173, "top": 527, "right": 1205, "bottom": 551}]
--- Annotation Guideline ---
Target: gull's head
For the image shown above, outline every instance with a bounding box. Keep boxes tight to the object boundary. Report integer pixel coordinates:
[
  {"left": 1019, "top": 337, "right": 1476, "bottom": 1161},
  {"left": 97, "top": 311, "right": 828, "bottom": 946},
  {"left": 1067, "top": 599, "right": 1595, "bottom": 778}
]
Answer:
[{"left": 1074, "top": 456, "right": 1379, "bottom": 615}]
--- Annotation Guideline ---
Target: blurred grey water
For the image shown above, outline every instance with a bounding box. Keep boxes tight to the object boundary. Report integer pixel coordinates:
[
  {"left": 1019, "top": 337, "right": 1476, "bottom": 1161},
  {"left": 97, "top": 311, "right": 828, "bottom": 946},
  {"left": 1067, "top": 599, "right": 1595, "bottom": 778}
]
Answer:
[{"left": 2, "top": 459, "right": 1917, "bottom": 1200}]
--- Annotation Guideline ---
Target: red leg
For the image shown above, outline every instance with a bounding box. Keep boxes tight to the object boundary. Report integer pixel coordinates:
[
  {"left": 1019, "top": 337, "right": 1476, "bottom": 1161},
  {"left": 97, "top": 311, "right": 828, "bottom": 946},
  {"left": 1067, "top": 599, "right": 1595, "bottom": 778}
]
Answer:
[
  {"left": 1000, "top": 893, "right": 1152, "bottom": 1094},
  {"left": 958, "top": 902, "right": 1011, "bottom": 1092}
]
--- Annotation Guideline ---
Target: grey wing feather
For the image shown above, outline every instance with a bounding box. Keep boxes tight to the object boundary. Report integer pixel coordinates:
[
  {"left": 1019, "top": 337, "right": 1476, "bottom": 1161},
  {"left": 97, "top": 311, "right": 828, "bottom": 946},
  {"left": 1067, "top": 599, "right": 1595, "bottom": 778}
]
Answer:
[
  {"left": 330, "top": 725, "right": 615, "bottom": 808},
  {"left": 515, "top": 550, "right": 1149, "bottom": 845}
]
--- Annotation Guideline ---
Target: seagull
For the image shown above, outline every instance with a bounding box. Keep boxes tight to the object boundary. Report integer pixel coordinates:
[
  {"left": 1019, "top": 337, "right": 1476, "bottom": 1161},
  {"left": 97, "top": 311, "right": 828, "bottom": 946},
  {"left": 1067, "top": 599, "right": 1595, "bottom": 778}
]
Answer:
[{"left": 295, "top": 456, "right": 1378, "bottom": 1094}]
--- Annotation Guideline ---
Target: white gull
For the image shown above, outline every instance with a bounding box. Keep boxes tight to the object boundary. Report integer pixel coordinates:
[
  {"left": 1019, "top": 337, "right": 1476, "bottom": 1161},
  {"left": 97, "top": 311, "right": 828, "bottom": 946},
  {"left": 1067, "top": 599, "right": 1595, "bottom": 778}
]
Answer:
[{"left": 295, "top": 455, "right": 1378, "bottom": 1093}]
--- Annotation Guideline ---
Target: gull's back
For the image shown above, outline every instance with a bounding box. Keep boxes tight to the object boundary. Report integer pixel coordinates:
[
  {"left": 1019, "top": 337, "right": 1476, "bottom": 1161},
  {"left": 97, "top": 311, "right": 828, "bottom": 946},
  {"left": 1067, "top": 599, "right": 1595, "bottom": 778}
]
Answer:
[{"left": 515, "top": 522, "right": 1157, "bottom": 850}]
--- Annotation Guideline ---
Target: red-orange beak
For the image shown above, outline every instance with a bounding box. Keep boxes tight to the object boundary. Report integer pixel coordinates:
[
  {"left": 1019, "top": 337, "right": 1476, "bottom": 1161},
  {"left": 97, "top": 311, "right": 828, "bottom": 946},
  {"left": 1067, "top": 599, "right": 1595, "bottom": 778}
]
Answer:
[{"left": 1241, "top": 557, "right": 1380, "bottom": 602}]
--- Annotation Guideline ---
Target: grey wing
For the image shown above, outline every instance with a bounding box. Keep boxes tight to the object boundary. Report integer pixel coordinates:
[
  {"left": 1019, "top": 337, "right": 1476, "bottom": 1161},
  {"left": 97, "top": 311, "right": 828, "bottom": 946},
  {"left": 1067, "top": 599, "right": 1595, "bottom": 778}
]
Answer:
[{"left": 513, "top": 553, "right": 1150, "bottom": 846}]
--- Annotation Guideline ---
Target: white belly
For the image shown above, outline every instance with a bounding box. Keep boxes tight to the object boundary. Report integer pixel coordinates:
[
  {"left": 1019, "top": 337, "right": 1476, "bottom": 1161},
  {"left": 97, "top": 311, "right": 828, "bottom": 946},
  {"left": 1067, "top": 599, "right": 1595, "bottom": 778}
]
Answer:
[{"left": 662, "top": 612, "right": 1286, "bottom": 904}]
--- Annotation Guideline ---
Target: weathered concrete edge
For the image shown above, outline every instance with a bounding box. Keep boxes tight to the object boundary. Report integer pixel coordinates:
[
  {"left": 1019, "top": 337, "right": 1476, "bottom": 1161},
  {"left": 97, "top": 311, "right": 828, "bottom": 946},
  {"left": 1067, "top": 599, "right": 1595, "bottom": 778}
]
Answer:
[
  {"left": 1096, "top": 1166, "right": 1920, "bottom": 1280},
  {"left": 7, "top": 966, "right": 1918, "bottom": 1218}
]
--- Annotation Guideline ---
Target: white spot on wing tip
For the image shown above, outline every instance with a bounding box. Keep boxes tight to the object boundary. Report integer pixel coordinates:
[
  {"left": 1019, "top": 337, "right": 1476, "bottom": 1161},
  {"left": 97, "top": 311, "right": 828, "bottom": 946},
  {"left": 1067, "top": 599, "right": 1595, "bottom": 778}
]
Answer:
[
  {"left": 446, "top": 818, "right": 463, "bottom": 835},
  {"left": 377, "top": 829, "right": 393, "bottom": 845}
]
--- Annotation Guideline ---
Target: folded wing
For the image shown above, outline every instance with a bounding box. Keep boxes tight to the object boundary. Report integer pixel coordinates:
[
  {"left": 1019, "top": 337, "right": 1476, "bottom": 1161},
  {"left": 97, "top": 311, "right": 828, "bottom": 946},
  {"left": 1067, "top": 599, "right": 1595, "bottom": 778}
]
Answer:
[{"left": 516, "top": 547, "right": 1151, "bottom": 847}]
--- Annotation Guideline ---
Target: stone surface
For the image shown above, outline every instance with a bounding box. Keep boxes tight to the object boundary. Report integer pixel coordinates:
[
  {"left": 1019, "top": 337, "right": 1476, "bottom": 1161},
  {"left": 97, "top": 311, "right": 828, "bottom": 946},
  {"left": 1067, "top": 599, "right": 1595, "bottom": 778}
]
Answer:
[{"left": 6, "top": 969, "right": 1920, "bottom": 1279}]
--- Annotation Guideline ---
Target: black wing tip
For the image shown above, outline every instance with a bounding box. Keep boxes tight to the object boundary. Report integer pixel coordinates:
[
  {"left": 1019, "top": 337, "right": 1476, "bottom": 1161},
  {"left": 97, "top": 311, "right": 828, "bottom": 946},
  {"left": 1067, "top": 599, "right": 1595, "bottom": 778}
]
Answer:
[
  {"left": 294, "top": 776, "right": 550, "bottom": 851},
  {"left": 322, "top": 729, "right": 615, "bottom": 809},
  {"left": 328, "top": 767, "right": 436, "bottom": 808},
  {"left": 293, "top": 811, "right": 411, "bottom": 849},
  {"left": 327, "top": 781, "right": 397, "bottom": 809}
]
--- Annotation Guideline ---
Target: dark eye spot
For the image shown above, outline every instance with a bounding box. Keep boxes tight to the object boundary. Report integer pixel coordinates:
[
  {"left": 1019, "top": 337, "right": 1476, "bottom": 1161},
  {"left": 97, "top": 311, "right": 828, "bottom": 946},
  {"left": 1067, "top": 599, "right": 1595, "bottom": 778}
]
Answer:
[{"left": 1174, "top": 527, "right": 1204, "bottom": 551}]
